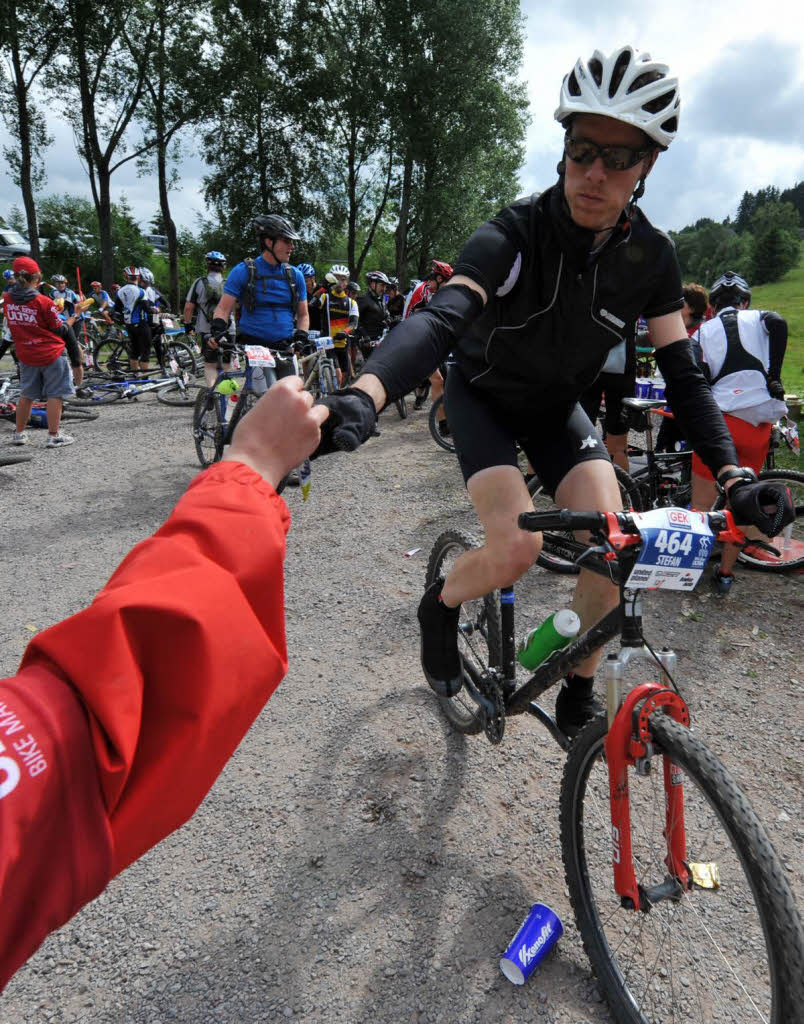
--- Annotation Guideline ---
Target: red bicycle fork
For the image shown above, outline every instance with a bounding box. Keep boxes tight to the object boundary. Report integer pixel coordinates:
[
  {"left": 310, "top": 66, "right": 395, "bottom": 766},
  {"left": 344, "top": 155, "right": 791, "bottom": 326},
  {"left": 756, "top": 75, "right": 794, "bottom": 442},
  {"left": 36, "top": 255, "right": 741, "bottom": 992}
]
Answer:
[{"left": 604, "top": 681, "right": 692, "bottom": 911}]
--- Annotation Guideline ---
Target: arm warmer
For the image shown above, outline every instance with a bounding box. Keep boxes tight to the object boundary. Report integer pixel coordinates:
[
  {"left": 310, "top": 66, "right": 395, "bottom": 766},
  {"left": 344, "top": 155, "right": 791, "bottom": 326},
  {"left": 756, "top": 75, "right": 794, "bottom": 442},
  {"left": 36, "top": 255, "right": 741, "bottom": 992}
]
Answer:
[
  {"left": 761, "top": 311, "right": 788, "bottom": 381},
  {"left": 654, "top": 339, "right": 739, "bottom": 475},
  {"left": 362, "top": 283, "right": 484, "bottom": 401}
]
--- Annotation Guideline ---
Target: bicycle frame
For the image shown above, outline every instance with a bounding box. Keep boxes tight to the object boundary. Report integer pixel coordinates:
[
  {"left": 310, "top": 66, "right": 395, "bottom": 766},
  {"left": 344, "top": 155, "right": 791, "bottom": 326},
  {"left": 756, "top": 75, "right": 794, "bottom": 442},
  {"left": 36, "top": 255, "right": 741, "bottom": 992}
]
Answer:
[{"left": 477, "top": 508, "right": 745, "bottom": 913}]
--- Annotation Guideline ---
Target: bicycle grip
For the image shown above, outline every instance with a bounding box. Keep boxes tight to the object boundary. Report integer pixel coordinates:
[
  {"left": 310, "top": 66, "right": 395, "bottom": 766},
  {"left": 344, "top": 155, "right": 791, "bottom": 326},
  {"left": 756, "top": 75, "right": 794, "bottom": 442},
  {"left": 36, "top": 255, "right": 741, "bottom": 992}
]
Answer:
[{"left": 518, "top": 510, "right": 606, "bottom": 533}]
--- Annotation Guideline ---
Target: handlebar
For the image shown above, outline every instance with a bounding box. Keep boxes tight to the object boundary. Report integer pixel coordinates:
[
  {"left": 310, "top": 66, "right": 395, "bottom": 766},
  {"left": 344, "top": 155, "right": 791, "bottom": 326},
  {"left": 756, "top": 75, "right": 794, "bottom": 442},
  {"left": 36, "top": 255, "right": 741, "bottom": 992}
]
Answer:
[{"left": 518, "top": 507, "right": 740, "bottom": 545}]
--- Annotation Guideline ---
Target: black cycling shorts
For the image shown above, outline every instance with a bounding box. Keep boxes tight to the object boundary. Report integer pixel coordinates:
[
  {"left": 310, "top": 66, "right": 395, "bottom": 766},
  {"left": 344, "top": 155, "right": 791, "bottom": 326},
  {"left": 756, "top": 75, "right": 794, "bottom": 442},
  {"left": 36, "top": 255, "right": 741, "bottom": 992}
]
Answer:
[
  {"left": 128, "top": 322, "right": 152, "bottom": 361},
  {"left": 444, "top": 367, "right": 610, "bottom": 496},
  {"left": 333, "top": 346, "right": 350, "bottom": 373}
]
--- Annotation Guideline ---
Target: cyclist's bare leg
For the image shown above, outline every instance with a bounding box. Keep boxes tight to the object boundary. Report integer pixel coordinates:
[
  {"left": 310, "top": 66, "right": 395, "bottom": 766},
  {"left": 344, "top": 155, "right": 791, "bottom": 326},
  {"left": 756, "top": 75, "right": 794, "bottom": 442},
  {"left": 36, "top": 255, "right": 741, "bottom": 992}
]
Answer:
[
  {"left": 555, "top": 459, "right": 623, "bottom": 677},
  {"left": 430, "top": 369, "right": 445, "bottom": 420},
  {"left": 604, "top": 431, "right": 628, "bottom": 472},
  {"left": 440, "top": 465, "right": 542, "bottom": 607}
]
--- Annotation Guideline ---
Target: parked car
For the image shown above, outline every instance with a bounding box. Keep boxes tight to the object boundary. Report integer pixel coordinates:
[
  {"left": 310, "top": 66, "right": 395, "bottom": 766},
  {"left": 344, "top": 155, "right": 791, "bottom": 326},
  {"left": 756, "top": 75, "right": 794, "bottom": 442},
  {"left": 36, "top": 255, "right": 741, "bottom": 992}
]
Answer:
[{"left": 0, "top": 229, "right": 31, "bottom": 259}]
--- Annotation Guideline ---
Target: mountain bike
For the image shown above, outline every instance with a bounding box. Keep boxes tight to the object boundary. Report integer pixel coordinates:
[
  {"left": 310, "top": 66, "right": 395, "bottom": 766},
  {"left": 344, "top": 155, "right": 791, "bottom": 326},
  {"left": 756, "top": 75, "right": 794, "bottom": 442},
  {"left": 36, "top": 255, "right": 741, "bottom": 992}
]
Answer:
[
  {"left": 425, "top": 506, "right": 804, "bottom": 1023},
  {"left": 298, "top": 336, "right": 338, "bottom": 398},
  {"left": 192, "top": 345, "right": 296, "bottom": 470},
  {"left": 92, "top": 325, "right": 196, "bottom": 380},
  {"left": 68, "top": 360, "right": 200, "bottom": 407}
]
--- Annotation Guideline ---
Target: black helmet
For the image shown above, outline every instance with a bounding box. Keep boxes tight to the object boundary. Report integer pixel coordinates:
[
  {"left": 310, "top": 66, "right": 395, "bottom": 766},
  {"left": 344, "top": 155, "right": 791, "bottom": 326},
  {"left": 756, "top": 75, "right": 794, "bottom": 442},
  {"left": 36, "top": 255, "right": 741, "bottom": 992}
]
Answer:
[
  {"left": 251, "top": 213, "right": 300, "bottom": 243},
  {"left": 709, "top": 271, "right": 751, "bottom": 307}
]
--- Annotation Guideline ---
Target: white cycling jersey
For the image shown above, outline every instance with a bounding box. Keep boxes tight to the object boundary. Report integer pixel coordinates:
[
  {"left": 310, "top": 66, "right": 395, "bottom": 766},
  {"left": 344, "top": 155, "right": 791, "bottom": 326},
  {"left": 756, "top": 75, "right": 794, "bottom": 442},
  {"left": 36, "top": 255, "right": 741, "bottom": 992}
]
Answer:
[{"left": 696, "top": 307, "right": 787, "bottom": 427}]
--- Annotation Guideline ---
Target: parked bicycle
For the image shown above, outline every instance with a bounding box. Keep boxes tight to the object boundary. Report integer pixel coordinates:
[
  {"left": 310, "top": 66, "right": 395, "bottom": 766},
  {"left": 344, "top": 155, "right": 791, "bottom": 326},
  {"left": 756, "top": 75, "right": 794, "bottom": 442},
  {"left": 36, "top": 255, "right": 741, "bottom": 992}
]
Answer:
[
  {"left": 69, "top": 360, "right": 200, "bottom": 407},
  {"left": 298, "top": 335, "right": 339, "bottom": 398},
  {"left": 426, "top": 505, "right": 804, "bottom": 1023},
  {"left": 92, "top": 321, "right": 198, "bottom": 380}
]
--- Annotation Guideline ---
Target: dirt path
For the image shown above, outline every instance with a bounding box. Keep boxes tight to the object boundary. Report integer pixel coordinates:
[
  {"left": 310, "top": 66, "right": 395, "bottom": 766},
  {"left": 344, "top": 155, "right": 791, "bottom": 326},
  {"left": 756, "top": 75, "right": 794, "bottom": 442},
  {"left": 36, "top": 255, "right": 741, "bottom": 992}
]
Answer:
[{"left": 1, "top": 399, "right": 802, "bottom": 1023}]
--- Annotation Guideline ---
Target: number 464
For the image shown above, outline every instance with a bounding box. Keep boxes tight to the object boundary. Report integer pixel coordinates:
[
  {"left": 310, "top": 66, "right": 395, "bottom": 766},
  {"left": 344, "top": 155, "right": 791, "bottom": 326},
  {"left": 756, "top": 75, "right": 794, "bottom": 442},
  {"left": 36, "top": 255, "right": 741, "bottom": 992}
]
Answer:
[{"left": 654, "top": 529, "right": 693, "bottom": 556}]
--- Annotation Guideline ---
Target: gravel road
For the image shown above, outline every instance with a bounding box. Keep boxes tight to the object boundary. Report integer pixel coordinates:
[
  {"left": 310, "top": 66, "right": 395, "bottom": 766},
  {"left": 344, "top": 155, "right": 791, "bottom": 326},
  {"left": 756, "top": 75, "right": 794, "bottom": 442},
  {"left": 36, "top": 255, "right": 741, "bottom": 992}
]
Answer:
[{"left": 1, "top": 395, "right": 802, "bottom": 1024}]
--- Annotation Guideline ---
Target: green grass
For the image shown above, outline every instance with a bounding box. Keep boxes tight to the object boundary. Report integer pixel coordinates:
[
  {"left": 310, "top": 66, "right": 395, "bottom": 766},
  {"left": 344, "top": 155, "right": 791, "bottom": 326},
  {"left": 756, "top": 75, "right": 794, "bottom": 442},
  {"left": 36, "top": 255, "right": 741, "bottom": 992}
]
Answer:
[{"left": 752, "top": 251, "right": 804, "bottom": 400}]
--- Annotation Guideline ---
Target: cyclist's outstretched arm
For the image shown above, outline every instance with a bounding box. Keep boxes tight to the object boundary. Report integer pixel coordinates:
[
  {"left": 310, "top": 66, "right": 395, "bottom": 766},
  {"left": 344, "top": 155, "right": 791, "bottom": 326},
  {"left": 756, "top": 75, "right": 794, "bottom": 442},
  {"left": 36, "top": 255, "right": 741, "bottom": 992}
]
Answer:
[{"left": 0, "top": 379, "right": 327, "bottom": 992}]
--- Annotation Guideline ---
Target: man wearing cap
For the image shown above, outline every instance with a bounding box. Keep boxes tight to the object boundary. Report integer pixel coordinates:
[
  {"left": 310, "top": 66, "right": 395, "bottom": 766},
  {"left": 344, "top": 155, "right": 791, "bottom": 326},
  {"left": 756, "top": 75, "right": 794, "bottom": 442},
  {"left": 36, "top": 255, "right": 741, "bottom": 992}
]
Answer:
[{"left": 3, "top": 257, "right": 79, "bottom": 448}]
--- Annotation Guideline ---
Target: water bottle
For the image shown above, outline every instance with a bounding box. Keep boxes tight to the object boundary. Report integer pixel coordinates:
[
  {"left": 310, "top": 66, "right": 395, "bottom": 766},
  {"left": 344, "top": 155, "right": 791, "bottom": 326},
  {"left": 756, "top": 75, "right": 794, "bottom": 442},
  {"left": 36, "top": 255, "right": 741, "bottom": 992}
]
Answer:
[{"left": 517, "top": 610, "right": 581, "bottom": 670}]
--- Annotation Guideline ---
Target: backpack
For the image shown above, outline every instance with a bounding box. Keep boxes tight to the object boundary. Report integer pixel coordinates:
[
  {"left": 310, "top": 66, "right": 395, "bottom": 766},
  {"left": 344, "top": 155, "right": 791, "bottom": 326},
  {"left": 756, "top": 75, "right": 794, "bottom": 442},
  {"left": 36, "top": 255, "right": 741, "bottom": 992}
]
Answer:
[{"left": 243, "top": 258, "right": 299, "bottom": 319}]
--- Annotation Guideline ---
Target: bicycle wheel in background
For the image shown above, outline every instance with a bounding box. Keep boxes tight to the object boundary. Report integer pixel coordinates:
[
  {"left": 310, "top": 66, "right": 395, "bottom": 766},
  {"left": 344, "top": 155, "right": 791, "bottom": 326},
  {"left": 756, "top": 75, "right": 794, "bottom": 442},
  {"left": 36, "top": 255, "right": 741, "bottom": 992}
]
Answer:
[
  {"left": 69, "top": 385, "right": 122, "bottom": 405},
  {"left": 163, "top": 339, "right": 198, "bottom": 377},
  {"left": 425, "top": 530, "right": 501, "bottom": 735},
  {"left": 428, "top": 395, "right": 455, "bottom": 453},
  {"left": 58, "top": 408, "right": 100, "bottom": 422},
  {"left": 0, "top": 452, "right": 33, "bottom": 467},
  {"left": 560, "top": 713, "right": 804, "bottom": 1024},
  {"left": 395, "top": 394, "right": 408, "bottom": 419},
  {"left": 93, "top": 339, "right": 129, "bottom": 377},
  {"left": 192, "top": 387, "right": 224, "bottom": 467},
  {"left": 156, "top": 381, "right": 202, "bottom": 407},
  {"left": 713, "top": 469, "right": 804, "bottom": 572}
]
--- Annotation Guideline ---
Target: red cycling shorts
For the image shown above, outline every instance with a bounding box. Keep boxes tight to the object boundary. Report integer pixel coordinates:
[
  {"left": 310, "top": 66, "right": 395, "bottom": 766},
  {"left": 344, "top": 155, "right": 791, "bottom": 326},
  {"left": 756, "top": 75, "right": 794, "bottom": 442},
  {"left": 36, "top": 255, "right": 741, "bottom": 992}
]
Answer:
[{"left": 692, "top": 413, "right": 771, "bottom": 480}]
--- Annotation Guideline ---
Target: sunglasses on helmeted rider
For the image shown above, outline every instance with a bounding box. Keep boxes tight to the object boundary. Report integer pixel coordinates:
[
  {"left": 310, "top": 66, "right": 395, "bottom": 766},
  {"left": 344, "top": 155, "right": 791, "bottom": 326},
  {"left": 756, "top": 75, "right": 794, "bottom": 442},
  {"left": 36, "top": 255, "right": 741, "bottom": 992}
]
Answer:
[{"left": 564, "top": 134, "right": 654, "bottom": 172}]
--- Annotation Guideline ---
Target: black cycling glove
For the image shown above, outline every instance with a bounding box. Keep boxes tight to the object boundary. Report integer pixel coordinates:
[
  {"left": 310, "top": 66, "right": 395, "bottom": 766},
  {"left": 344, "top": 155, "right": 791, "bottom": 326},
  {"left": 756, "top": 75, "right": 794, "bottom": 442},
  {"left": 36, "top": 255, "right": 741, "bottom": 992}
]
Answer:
[
  {"left": 314, "top": 387, "right": 377, "bottom": 456},
  {"left": 727, "top": 478, "right": 795, "bottom": 537},
  {"left": 182, "top": 322, "right": 194, "bottom": 335},
  {"left": 210, "top": 317, "right": 228, "bottom": 341},
  {"left": 767, "top": 379, "right": 785, "bottom": 401}
]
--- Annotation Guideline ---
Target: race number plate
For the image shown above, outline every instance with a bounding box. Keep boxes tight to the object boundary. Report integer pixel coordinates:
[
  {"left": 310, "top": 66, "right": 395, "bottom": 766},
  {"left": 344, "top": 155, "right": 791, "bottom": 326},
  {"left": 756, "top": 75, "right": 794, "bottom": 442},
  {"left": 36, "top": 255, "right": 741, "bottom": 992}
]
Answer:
[
  {"left": 244, "top": 345, "right": 276, "bottom": 367},
  {"left": 625, "top": 508, "right": 714, "bottom": 591},
  {"left": 169, "top": 358, "right": 179, "bottom": 373},
  {"left": 315, "top": 336, "right": 335, "bottom": 350}
]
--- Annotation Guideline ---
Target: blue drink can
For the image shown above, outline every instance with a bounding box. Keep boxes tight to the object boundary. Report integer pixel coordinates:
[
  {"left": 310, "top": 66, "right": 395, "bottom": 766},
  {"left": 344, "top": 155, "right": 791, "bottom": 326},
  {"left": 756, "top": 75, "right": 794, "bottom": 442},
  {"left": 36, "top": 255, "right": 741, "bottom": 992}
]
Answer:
[{"left": 499, "top": 903, "right": 563, "bottom": 985}]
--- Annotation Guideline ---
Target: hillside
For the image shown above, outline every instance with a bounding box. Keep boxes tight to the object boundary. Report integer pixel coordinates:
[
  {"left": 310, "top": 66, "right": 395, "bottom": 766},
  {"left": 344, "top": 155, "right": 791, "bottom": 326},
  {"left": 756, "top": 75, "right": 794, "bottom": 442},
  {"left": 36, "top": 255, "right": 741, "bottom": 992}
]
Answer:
[{"left": 751, "top": 251, "right": 804, "bottom": 399}]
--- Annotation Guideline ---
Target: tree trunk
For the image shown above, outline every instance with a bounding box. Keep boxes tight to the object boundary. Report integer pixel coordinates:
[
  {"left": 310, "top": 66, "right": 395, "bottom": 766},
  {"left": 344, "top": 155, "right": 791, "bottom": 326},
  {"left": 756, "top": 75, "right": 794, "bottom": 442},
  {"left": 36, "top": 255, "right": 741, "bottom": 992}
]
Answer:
[
  {"left": 97, "top": 169, "right": 115, "bottom": 287},
  {"left": 8, "top": 14, "right": 41, "bottom": 261},
  {"left": 394, "top": 151, "right": 414, "bottom": 287},
  {"left": 156, "top": 139, "right": 179, "bottom": 308}
]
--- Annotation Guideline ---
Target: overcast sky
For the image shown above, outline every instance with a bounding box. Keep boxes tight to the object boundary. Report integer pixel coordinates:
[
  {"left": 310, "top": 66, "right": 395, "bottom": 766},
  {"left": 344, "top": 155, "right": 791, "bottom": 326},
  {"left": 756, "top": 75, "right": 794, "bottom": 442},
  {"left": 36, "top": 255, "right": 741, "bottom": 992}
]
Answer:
[{"left": 2, "top": 0, "right": 803, "bottom": 237}]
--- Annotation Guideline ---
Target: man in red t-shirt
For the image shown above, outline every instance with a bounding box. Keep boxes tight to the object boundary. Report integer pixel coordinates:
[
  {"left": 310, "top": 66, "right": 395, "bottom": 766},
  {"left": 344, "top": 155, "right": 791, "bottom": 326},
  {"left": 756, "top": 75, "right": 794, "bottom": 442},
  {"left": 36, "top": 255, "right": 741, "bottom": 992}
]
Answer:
[{"left": 4, "top": 256, "right": 79, "bottom": 448}]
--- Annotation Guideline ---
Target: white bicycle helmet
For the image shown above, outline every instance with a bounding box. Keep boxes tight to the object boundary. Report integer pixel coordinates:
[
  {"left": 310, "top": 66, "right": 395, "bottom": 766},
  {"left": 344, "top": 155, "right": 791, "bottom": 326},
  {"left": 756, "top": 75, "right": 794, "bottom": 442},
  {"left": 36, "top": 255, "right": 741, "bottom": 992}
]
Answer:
[
  {"left": 329, "top": 264, "right": 349, "bottom": 278},
  {"left": 555, "top": 46, "right": 679, "bottom": 149},
  {"left": 139, "top": 266, "right": 155, "bottom": 285}
]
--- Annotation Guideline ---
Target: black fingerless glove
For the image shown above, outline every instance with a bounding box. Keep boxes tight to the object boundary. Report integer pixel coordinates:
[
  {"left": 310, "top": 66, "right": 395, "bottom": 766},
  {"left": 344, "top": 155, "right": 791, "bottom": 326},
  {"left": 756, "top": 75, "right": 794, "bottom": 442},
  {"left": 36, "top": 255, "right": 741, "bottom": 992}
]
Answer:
[
  {"left": 767, "top": 379, "right": 785, "bottom": 401},
  {"left": 727, "top": 478, "right": 795, "bottom": 537},
  {"left": 211, "top": 317, "right": 228, "bottom": 340},
  {"left": 314, "top": 387, "right": 377, "bottom": 456},
  {"left": 182, "top": 322, "right": 194, "bottom": 335}
]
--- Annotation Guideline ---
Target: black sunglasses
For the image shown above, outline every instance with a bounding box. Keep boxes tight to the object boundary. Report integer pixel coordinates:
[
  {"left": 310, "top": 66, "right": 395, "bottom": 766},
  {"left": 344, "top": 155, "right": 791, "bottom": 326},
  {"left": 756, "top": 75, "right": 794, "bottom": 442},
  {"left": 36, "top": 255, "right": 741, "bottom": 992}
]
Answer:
[{"left": 564, "top": 134, "right": 653, "bottom": 172}]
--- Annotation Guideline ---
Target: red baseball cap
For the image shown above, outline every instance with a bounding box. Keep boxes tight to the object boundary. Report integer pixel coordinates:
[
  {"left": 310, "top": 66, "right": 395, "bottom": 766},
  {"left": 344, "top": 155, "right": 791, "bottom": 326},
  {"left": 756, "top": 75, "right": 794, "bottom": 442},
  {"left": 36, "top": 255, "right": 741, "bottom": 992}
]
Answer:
[{"left": 13, "top": 255, "right": 41, "bottom": 275}]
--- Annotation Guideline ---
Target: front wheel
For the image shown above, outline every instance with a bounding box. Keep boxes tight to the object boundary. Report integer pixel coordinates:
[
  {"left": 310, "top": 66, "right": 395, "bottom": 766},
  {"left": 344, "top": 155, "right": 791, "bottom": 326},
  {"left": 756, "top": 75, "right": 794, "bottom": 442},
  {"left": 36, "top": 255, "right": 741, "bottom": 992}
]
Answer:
[
  {"left": 193, "top": 386, "right": 224, "bottom": 467},
  {"left": 428, "top": 395, "right": 455, "bottom": 453},
  {"left": 425, "top": 530, "right": 501, "bottom": 734},
  {"left": 320, "top": 360, "right": 337, "bottom": 398},
  {"left": 560, "top": 713, "right": 804, "bottom": 1024},
  {"left": 713, "top": 469, "right": 804, "bottom": 572}
]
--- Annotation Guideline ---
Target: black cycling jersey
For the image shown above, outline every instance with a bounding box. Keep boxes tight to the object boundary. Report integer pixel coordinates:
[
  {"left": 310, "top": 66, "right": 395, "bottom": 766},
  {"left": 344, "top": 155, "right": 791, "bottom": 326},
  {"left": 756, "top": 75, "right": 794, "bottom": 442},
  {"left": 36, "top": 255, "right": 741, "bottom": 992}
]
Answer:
[
  {"left": 356, "top": 291, "right": 388, "bottom": 340},
  {"left": 365, "top": 180, "right": 739, "bottom": 475}
]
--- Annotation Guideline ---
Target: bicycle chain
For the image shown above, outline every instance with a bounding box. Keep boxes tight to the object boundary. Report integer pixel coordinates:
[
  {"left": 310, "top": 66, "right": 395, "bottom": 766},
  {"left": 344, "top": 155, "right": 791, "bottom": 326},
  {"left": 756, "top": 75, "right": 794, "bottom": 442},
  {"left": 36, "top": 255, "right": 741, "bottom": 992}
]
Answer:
[{"left": 460, "top": 626, "right": 506, "bottom": 746}]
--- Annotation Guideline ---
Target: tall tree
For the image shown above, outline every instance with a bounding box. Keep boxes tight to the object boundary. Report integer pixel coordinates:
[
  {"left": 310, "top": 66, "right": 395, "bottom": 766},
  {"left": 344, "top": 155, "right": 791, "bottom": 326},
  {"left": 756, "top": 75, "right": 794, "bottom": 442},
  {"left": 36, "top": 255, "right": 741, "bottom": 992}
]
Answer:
[
  {"left": 381, "top": 0, "right": 528, "bottom": 284},
  {"left": 57, "top": 0, "right": 158, "bottom": 284},
  {"left": 201, "top": 0, "right": 316, "bottom": 254},
  {"left": 0, "top": 0, "right": 61, "bottom": 261},
  {"left": 127, "top": 0, "right": 209, "bottom": 308}
]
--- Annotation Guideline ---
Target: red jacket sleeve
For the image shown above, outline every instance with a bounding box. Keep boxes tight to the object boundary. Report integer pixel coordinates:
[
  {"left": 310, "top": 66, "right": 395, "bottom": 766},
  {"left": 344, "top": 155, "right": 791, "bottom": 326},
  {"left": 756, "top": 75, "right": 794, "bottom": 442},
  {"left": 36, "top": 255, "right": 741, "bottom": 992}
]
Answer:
[{"left": 0, "top": 461, "right": 290, "bottom": 990}]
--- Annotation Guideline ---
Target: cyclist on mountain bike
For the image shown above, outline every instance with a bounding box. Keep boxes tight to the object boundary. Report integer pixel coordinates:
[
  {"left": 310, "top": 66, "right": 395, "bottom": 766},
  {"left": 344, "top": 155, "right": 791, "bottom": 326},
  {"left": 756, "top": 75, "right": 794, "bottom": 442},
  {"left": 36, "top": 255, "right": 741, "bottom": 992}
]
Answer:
[
  {"left": 355, "top": 271, "right": 391, "bottom": 360},
  {"left": 690, "top": 271, "right": 789, "bottom": 596},
  {"left": 88, "top": 280, "right": 113, "bottom": 324},
  {"left": 309, "top": 264, "right": 358, "bottom": 387},
  {"left": 315, "top": 46, "right": 794, "bottom": 737},
  {"left": 183, "top": 251, "right": 235, "bottom": 386},
  {"left": 210, "top": 214, "right": 309, "bottom": 392}
]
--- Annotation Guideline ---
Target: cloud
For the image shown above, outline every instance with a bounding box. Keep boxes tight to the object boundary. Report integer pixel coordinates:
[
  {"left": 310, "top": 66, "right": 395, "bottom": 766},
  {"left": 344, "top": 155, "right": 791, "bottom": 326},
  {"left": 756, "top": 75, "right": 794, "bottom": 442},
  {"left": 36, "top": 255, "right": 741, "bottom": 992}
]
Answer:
[{"left": 685, "top": 37, "right": 804, "bottom": 143}]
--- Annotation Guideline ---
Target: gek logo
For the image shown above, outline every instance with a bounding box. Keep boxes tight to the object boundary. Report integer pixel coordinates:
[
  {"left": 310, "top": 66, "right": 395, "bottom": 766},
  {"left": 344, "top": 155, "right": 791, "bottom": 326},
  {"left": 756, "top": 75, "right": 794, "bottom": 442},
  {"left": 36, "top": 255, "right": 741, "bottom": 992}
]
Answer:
[{"left": 668, "top": 509, "right": 690, "bottom": 528}]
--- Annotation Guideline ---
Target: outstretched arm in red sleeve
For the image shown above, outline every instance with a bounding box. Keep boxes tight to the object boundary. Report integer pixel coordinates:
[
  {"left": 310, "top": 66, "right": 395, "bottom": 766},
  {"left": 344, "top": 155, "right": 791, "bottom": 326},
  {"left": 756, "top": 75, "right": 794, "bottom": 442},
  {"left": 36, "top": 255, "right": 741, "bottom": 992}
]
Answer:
[{"left": 0, "top": 378, "right": 328, "bottom": 991}]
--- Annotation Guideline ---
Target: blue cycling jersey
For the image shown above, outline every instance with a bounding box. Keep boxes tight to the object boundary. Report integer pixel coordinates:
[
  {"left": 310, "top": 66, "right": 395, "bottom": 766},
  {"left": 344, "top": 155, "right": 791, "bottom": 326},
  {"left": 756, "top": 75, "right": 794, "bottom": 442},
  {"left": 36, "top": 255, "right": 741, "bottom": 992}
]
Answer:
[
  {"left": 51, "top": 287, "right": 80, "bottom": 319},
  {"left": 224, "top": 255, "right": 304, "bottom": 343}
]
